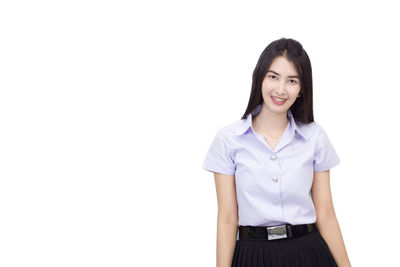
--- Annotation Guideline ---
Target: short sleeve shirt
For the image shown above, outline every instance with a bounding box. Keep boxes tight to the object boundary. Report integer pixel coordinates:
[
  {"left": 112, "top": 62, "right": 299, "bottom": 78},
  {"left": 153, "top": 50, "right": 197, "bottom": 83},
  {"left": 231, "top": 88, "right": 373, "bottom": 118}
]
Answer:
[{"left": 202, "top": 104, "right": 340, "bottom": 226}]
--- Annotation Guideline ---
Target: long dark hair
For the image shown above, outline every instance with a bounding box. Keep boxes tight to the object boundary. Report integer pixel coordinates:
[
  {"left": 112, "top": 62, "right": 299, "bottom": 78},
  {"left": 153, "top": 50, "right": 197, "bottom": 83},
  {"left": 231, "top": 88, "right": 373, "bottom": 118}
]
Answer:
[{"left": 241, "top": 37, "right": 314, "bottom": 124}]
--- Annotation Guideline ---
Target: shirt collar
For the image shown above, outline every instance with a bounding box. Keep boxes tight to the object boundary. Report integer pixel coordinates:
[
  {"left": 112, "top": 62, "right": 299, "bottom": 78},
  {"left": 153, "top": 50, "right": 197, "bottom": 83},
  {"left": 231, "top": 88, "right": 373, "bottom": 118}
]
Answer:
[{"left": 233, "top": 104, "right": 309, "bottom": 141}]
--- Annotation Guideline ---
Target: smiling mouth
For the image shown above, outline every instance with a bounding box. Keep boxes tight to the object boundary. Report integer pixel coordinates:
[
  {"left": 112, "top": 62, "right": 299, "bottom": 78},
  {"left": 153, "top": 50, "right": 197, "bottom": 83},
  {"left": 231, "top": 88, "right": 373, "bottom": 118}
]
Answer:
[{"left": 271, "top": 96, "right": 287, "bottom": 103}]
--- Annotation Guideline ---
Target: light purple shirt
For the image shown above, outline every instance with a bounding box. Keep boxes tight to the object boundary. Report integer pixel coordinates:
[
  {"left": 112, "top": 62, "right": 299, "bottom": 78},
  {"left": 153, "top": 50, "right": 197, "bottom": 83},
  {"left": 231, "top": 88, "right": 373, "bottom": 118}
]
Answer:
[{"left": 202, "top": 104, "right": 340, "bottom": 226}]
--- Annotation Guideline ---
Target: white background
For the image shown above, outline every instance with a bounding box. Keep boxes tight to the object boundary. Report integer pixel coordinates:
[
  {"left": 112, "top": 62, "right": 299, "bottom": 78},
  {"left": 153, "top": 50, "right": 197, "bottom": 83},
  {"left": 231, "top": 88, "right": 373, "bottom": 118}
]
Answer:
[{"left": 0, "top": 0, "right": 399, "bottom": 266}]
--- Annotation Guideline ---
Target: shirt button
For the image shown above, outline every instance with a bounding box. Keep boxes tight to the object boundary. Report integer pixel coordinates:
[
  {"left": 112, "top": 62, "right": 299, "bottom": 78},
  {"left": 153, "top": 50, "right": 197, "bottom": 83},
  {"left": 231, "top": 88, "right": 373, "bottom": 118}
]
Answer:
[
  {"left": 272, "top": 177, "right": 278, "bottom": 183},
  {"left": 273, "top": 199, "right": 279, "bottom": 205},
  {"left": 270, "top": 155, "right": 276, "bottom": 160}
]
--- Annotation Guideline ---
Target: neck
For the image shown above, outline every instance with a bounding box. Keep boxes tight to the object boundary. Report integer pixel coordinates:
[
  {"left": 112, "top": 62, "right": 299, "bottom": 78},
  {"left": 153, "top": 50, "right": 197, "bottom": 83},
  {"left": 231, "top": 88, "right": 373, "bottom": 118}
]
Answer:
[{"left": 253, "top": 105, "right": 289, "bottom": 135}]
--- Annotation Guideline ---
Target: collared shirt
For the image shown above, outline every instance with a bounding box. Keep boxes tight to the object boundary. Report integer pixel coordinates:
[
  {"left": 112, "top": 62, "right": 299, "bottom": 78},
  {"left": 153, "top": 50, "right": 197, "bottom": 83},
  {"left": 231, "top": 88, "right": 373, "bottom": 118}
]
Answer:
[{"left": 202, "top": 104, "right": 340, "bottom": 226}]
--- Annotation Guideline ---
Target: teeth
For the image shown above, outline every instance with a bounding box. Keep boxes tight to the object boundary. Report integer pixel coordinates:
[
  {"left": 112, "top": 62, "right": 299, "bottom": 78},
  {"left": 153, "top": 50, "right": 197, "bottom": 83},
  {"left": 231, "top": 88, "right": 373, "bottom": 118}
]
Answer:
[{"left": 272, "top": 96, "right": 286, "bottom": 102}]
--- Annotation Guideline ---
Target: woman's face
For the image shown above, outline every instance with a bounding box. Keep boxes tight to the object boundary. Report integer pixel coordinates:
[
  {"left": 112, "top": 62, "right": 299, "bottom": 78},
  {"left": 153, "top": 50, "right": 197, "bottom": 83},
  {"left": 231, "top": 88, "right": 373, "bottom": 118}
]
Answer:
[{"left": 261, "top": 56, "right": 301, "bottom": 115}]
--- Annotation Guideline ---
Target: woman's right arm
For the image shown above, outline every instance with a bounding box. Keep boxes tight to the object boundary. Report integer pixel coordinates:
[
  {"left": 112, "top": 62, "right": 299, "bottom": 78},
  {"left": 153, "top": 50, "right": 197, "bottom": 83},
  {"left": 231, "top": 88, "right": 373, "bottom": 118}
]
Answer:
[{"left": 214, "top": 172, "right": 239, "bottom": 267}]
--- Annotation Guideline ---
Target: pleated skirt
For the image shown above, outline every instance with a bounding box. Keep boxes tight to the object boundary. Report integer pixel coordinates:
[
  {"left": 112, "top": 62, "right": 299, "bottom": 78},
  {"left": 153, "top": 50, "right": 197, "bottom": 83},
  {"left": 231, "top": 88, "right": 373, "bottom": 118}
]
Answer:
[{"left": 231, "top": 229, "right": 338, "bottom": 267}]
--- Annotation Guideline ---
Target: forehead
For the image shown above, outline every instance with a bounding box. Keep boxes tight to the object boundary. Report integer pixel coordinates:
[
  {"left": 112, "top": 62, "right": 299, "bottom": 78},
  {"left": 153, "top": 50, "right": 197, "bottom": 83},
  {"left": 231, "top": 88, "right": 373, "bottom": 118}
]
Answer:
[{"left": 268, "top": 56, "right": 298, "bottom": 76}]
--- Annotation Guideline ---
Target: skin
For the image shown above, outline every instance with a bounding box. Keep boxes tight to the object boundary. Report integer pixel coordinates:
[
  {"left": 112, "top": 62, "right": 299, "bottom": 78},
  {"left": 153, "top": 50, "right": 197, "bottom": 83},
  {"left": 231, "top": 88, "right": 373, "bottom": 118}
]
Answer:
[
  {"left": 213, "top": 55, "right": 351, "bottom": 267},
  {"left": 252, "top": 55, "right": 301, "bottom": 150}
]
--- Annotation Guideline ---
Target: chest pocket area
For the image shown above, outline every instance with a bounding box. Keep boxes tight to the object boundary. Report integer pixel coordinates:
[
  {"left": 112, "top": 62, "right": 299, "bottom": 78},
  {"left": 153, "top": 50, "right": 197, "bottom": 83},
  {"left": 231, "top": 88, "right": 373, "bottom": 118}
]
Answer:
[{"left": 235, "top": 154, "right": 274, "bottom": 193}]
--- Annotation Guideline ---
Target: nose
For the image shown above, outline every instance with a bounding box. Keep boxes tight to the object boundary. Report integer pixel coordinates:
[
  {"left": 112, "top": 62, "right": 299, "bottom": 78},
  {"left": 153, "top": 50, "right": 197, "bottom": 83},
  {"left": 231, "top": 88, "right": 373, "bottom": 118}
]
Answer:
[{"left": 276, "top": 80, "right": 287, "bottom": 95}]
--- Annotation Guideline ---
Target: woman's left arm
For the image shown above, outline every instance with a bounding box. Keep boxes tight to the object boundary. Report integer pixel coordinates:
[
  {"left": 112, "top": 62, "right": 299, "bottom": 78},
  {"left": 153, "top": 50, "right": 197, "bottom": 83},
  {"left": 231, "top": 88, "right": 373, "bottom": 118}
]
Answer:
[{"left": 311, "top": 170, "right": 352, "bottom": 267}]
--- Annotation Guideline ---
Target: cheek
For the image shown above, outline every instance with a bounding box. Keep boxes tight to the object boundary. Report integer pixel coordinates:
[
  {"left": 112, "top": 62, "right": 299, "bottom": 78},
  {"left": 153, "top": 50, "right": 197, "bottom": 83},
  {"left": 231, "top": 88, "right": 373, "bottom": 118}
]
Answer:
[
  {"left": 261, "top": 83, "right": 273, "bottom": 93},
  {"left": 261, "top": 79, "right": 272, "bottom": 89},
  {"left": 290, "top": 85, "right": 301, "bottom": 95}
]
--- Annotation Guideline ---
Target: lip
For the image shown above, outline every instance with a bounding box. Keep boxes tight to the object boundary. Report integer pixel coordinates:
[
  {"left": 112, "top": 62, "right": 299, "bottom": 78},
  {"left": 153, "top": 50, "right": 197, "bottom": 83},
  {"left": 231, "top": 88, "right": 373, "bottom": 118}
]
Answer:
[
  {"left": 271, "top": 96, "right": 287, "bottom": 100},
  {"left": 271, "top": 96, "right": 287, "bottom": 105}
]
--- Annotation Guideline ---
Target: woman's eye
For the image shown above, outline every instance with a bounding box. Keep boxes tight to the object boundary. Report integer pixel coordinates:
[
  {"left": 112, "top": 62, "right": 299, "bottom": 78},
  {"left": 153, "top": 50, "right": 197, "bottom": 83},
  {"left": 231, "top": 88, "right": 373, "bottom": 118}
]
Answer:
[
  {"left": 289, "top": 79, "right": 297, "bottom": 84},
  {"left": 269, "top": 75, "right": 277, "bottom": 80}
]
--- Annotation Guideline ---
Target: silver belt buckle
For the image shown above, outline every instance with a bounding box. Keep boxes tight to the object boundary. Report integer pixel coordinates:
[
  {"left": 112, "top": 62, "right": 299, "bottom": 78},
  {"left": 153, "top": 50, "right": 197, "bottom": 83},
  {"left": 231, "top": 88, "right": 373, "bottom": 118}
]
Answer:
[{"left": 266, "top": 224, "right": 287, "bottom": 240}]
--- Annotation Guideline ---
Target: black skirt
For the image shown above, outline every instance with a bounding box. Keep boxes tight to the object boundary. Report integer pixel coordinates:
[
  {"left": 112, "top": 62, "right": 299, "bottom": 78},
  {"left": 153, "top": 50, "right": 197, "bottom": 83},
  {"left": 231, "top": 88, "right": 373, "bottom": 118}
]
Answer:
[{"left": 231, "top": 228, "right": 338, "bottom": 267}]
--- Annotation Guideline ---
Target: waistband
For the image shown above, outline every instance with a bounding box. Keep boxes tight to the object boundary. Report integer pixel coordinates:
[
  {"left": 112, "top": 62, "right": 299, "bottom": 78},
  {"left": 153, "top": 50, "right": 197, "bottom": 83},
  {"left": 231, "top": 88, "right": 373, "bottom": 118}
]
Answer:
[{"left": 238, "top": 223, "right": 316, "bottom": 241}]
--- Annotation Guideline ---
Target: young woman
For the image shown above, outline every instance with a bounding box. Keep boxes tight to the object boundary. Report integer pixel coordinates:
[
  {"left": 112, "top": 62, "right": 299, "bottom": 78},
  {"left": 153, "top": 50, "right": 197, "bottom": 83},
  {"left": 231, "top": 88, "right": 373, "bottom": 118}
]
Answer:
[{"left": 202, "top": 38, "right": 351, "bottom": 267}]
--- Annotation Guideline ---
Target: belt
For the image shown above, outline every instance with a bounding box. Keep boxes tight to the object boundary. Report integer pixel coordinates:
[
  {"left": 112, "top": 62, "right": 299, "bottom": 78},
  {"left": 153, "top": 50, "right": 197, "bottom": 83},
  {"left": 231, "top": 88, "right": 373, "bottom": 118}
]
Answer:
[{"left": 238, "top": 223, "right": 316, "bottom": 241}]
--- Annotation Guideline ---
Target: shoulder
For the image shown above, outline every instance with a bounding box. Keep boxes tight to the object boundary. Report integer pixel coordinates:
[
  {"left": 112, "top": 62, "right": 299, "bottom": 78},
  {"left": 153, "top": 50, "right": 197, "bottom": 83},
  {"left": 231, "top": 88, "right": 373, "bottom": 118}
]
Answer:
[
  {"left": 214, "top": 119, "right": 244, "bottom": 139},
  {"left": 296, "top": 121, "right": 326, "bottom": 141},
  {"left": 309, "top": 121, "right": 331, "bottom": 138}
]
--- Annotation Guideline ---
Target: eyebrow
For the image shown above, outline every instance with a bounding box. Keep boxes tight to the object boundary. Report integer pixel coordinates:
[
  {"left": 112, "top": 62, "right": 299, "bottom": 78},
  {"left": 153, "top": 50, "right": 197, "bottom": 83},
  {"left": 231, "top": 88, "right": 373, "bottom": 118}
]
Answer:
[{"left": 267, "top": 70, "right": 300, "bottom": 79}]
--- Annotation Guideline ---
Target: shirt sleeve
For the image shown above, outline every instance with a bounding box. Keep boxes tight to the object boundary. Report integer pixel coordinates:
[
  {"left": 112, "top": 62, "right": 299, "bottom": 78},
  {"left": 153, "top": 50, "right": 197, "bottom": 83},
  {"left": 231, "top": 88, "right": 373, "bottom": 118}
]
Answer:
[
  {"left": 202, "top": 129, "right": 235, "bottom": 175},
  {"left": 313, "top": 125, "right": 341, "bottom": 172}
]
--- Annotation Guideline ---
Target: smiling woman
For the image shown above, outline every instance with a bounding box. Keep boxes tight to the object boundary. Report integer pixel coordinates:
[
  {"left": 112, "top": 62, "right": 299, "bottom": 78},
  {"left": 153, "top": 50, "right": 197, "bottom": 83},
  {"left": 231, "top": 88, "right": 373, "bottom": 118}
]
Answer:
[{"left": 202, "top": 37, "right": 352, "bottom": 267}]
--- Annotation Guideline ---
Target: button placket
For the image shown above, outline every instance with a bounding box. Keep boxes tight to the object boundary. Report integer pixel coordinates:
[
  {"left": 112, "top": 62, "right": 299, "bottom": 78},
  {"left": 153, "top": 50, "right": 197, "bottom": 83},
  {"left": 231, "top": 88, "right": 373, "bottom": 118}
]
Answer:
[
  {"left": 270, "top": 154, "right": 278, "bottom": 183},
  {"left": 270, "top": 153, "right": 280, "bottom": 205}
]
